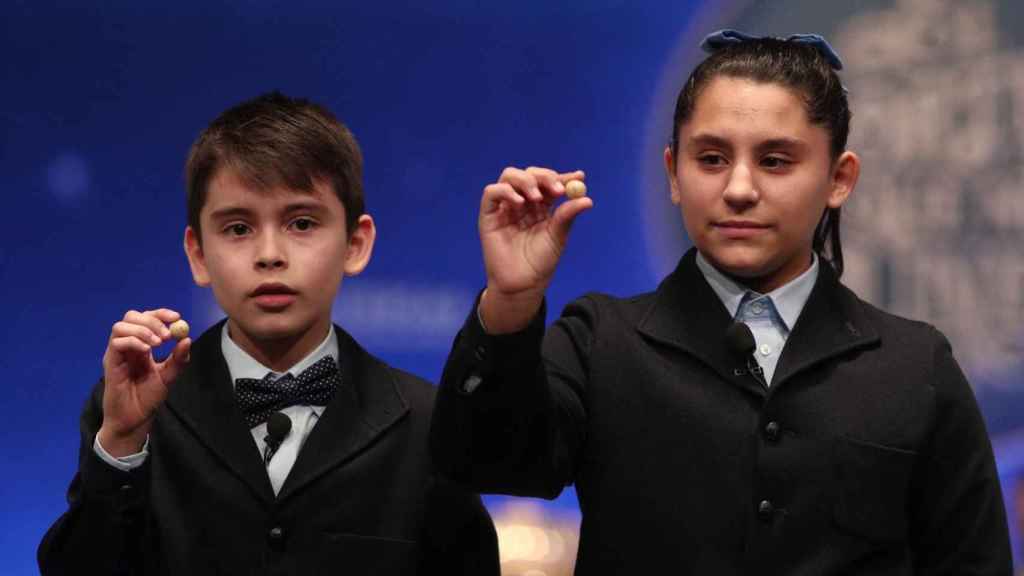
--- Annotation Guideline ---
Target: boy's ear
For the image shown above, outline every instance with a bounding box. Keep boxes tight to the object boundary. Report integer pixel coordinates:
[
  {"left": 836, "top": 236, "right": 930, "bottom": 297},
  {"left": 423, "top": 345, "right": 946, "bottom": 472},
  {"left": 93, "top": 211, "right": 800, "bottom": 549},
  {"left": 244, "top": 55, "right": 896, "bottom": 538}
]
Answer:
[
  {"left": 827, "top": 150, "right": 860, "bottom": 209},
  {"left": 184, "top": 226, "right": 212, "bottom": 286},
  {"left": 664, "top": 147, "right": 682, "bottom": 205},
  {"left": 343, "top": 215, "right": 376, "bottom": 276}
]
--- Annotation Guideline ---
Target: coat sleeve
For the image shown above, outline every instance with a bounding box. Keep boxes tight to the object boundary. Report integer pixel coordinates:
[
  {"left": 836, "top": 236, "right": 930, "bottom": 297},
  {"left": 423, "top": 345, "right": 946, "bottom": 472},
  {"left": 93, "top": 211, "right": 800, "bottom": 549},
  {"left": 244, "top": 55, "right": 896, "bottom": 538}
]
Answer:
[
  {"left": 429, "top": 293, "right": 597, "bottom": 499},
  {"left": 908, "top": 328, "right": 1012, "bottom": 575},
  {"left": 38, "top": 380, "right": 152, "bottom": 576},
  {"left": 417, "top": 475, "right": 500, "bottom": 575}
]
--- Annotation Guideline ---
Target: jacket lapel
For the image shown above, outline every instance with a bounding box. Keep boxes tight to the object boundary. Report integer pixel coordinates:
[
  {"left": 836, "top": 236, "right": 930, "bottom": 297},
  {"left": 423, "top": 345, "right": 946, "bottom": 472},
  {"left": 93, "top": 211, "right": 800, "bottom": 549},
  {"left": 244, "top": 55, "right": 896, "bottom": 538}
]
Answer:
[
  {"left": 770, "top": 263, "right": 879, "bottom": 388},
  {"left": 636, "top": 249, "right": 881, "bottom": 396},
  {"left": 276, "top": 326, "right": 409, "bottom": 503},
  {"left": 165, "top": 320, "right": 276, "bottom": 504},
  {"left": 636, "top": 249, "right": 767, "bottom": 398}
]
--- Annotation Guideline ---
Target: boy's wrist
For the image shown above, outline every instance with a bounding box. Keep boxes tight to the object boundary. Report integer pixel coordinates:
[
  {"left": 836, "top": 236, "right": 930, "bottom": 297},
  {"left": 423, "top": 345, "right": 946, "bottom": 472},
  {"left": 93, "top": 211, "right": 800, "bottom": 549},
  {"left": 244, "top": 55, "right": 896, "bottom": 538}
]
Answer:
[{"left": 97, "top": 423, "right": 150, "bottom": 458}]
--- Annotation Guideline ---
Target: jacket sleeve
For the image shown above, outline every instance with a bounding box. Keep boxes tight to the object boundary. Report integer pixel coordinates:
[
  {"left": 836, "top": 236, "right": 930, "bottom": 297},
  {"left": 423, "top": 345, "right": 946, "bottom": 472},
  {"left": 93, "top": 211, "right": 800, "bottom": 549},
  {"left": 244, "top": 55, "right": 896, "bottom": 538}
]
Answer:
[
  {"left": 417, "top": 475, "right": 500, "bottom": 576},
  {"left": 908, "top": 328, "right": 1012, "bottom": 575},
  {"left": 429, "top": 293, "right": 597, "bottom": 499},
  {"left": 38, "top": 380, "right": 152, "bottom": 576}
]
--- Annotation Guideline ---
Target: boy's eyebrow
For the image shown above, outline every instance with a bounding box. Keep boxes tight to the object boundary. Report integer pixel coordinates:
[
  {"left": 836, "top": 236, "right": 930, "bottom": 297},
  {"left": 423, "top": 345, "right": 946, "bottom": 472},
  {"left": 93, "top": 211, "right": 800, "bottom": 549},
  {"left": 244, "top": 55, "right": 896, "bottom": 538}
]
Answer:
[
  {"left": 207, "top": 199, "right": 329, "bottom": 221},
  {"left": 207, "top": 205, "right": 254, "bottom": 221},
  {"left": 281, "top": 199, "right": 328, "bottom": 214}
]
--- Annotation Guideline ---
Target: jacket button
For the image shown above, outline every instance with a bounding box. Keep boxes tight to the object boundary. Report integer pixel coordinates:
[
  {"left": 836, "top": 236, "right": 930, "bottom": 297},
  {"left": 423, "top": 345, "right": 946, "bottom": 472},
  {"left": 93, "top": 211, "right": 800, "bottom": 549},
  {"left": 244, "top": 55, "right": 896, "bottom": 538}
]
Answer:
[
  {"left": 268, "top": 526, "right": 284, "bottom": 544},
  {"left": 764, "top": 421, "right": 780, "bottom": 442},
  {"left": 757, "top": 500, "right": 774, "bottom": 521}
]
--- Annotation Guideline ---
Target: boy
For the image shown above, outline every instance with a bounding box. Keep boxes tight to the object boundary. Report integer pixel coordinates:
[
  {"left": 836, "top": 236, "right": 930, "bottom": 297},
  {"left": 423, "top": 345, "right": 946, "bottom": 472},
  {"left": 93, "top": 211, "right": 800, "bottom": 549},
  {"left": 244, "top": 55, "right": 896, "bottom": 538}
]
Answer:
[{"left": 39, "top": 92, "right": 498, "bottom": 575}]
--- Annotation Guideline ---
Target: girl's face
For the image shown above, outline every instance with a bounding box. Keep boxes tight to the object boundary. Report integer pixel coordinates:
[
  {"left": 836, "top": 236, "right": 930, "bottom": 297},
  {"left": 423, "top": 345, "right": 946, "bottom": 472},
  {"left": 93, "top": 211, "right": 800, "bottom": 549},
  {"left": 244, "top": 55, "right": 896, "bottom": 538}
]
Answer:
[{"left": 665, "top": 76, "right": 859, "bottom": 293}]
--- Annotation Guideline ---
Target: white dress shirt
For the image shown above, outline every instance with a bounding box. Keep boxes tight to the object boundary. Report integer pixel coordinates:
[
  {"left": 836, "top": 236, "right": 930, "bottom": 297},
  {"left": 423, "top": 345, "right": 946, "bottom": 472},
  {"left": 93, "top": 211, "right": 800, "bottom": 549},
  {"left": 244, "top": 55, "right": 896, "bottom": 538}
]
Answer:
[{"left": 95, "top": 323, "right": 339, "bottom": 496}]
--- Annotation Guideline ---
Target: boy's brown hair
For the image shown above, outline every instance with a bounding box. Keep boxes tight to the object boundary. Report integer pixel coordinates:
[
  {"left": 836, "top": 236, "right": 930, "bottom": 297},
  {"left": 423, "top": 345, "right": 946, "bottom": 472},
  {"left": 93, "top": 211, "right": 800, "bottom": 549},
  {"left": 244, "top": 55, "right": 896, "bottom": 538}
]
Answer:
[{"left": 185, "top": 91, "right": 365, "bottom": 242}]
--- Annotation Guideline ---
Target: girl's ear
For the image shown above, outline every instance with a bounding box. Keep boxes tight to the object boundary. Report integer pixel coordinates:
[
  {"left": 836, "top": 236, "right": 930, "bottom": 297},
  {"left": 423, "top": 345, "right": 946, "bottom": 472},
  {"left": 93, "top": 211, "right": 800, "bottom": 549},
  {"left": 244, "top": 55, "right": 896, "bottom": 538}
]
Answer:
[
  {"left": 827, "top": 151, "right": 860, "bottom": 209},
  {"left": 664, "top": 146, "right": 682, "bottom": 205}
]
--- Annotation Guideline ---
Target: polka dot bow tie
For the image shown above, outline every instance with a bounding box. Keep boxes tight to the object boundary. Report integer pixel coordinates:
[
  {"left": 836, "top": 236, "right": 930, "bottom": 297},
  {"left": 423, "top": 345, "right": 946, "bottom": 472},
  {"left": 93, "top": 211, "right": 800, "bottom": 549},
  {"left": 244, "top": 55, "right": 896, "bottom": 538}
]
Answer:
[{"left": 235, "top": 355, "right": 341, "bottom": 428}]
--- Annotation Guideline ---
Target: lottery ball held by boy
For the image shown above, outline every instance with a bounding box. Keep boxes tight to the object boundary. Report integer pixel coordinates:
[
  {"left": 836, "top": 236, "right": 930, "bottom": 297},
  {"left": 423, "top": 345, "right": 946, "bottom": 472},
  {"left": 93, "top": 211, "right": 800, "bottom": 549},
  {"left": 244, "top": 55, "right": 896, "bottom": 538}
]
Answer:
[{"left": 39, "top": 92, "right": 498, "bottom": 576}]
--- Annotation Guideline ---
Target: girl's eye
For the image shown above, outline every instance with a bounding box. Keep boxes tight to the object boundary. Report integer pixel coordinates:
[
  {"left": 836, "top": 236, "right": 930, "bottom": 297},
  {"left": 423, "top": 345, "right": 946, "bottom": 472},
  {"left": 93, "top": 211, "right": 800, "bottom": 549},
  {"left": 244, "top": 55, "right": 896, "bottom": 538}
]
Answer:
[
  {"left": 762, "top": 156, "right": 791, "bottom": 169},
  {"left": 698, "top": 154, "right": 726, "bottom": 167},
  {"left": 291, "top": 218, "right": 316, "bottom": 232}
]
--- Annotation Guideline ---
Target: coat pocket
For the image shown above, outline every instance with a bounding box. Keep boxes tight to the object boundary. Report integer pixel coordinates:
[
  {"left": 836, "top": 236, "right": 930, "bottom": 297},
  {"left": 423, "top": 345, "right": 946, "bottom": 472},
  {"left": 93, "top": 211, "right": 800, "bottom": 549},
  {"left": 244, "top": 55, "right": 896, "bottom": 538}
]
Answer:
[
  {"left": 832, "top": 435, "right": 917, "bottom": 544},
  {"left": 308, "top": 532, "right": 419, "bottom": 575}
]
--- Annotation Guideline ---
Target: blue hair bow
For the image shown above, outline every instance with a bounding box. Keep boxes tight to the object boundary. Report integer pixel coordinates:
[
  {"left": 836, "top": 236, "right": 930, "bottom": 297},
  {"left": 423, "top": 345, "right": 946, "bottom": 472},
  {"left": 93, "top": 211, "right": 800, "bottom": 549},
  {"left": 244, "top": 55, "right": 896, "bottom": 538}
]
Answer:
[{"left": 700, "top": 29, "right": 844, "bottom": 71}]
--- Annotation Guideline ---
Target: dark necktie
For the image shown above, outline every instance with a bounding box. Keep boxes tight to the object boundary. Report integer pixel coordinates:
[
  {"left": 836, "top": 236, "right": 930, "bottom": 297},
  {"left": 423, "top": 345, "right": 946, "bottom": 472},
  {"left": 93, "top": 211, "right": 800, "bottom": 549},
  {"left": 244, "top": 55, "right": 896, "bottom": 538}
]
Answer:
[{"left": 235, "top": 355, "right": 341, "bottom": 429}]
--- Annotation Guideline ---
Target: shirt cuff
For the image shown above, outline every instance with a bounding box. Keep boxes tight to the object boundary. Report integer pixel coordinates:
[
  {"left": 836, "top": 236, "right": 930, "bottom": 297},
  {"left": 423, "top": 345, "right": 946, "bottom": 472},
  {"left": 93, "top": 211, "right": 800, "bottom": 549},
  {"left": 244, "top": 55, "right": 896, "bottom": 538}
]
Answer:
[{"left": 94, "top": 434, "right": 150, "bottom": 471}]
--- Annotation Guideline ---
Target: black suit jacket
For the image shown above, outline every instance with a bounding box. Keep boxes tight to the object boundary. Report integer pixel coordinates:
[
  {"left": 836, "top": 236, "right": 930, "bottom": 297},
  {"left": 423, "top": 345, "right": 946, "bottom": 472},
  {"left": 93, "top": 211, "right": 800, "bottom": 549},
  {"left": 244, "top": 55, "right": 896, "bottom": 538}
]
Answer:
[
  {"left": 431, "top": 249, "right": 1011, "bottom": 575},
  {"left": 40, "top": 321, "right": 498, "bottom": 576}
]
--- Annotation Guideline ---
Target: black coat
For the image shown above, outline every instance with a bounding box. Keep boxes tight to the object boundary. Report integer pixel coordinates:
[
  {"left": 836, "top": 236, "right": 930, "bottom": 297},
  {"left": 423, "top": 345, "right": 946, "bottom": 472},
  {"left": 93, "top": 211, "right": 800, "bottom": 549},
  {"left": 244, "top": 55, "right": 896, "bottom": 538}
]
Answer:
[
  {"left": 431, "top": 249, "right": 1010, "bottom": 575},
  {"left": 40, "top": 321, "right": 498, "bottom": 576}
]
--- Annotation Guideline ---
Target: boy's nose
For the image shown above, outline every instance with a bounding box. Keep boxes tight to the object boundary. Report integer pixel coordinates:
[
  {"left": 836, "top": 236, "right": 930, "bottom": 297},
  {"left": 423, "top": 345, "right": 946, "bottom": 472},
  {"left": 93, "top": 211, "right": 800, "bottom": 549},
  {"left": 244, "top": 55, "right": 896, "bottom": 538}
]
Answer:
[
  {"left": 722, "top": 164, "right": 759, "bottom": 208},
  {"left": 255, "top": 233, "right": 287, "bottom": 270}
]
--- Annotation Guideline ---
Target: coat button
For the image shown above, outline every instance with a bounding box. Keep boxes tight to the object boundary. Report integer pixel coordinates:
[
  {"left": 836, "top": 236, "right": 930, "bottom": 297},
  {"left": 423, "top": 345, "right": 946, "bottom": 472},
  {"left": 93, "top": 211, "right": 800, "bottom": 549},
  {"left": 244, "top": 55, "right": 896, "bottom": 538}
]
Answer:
[
  {"left": 268, "top": 526, "right": 284, "bottom": 545},
  {"left": 757, "top": 500, "right": 774, "bottom": 521},
  {"left": 764, "top": 421, "right": 780, "bottom": 442}
]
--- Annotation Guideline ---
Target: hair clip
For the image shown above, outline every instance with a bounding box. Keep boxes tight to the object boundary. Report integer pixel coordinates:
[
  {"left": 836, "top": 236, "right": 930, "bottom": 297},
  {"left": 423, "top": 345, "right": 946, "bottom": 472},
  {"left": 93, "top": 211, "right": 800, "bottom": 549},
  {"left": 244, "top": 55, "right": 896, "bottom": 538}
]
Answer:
[{"left": 700, "top": 29, "right": 844, "bottom": 71}]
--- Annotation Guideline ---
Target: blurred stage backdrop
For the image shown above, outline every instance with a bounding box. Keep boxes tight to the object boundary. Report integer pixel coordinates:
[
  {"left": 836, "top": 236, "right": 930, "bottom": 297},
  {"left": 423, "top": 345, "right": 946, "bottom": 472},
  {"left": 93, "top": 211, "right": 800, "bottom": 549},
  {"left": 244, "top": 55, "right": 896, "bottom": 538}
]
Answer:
[{"left": 3, "top": 0, "right": 1023, "bottom": 573}]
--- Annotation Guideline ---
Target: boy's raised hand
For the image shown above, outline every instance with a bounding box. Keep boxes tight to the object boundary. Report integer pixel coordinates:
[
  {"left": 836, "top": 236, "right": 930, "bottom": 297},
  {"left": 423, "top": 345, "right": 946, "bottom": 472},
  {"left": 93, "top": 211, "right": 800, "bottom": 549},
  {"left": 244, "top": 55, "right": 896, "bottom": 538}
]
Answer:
[
  {"left": 97, "top": 308, "right": 191, "bottom": 457},
  {"left": 478, "top": 166, "right": 592, "bottom": 333}
]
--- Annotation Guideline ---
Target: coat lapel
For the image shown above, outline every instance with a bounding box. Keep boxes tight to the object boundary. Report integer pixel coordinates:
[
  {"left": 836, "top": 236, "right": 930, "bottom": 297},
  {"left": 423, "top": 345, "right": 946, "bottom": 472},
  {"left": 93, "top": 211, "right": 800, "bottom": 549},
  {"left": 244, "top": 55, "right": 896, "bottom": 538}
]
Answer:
[
  {"left": 276, "top": 326, "right": 409, "bottom": 503},
  {"left": 636, "top": 249, "right": 767, "bottom": 398},
  {"left": 770, "top": 264, "right": 879, "bottom": 388},
  {"left": 165, "top": 320, "right": 276, "bottom": 504},
  {"left": 636, "top": 249, "right": 881, "bottom": 396}
]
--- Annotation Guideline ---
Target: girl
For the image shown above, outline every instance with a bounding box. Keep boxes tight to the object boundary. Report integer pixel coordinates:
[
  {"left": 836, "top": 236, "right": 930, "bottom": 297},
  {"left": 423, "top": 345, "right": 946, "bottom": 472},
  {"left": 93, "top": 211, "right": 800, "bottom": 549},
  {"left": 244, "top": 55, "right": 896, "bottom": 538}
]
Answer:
[{"left": 430, "top": 31, "right": 1011, "bottom": 574}]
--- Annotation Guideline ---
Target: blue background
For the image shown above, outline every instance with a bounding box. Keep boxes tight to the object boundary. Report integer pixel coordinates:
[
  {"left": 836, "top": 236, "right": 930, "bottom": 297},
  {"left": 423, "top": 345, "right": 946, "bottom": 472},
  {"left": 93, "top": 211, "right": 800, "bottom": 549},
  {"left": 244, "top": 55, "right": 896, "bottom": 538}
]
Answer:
[{"left": 4, "top": 1, "right": 1022, "bottom": 573}]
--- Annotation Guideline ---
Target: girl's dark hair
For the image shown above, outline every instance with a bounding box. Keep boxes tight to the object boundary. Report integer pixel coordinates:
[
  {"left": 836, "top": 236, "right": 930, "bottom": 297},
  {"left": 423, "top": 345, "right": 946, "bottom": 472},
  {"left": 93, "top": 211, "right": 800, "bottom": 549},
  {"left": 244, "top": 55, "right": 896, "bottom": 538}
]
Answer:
[{"left": 670, "top": 38, "right": 851, "bottom": 276}]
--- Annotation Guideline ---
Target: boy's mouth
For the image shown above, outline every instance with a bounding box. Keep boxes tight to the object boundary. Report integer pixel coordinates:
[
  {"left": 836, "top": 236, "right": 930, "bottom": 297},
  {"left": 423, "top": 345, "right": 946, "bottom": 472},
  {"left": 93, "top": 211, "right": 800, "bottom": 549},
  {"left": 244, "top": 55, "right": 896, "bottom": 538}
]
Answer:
[{"left": 250, "top": 283, "right": 298, "bottom": 310}]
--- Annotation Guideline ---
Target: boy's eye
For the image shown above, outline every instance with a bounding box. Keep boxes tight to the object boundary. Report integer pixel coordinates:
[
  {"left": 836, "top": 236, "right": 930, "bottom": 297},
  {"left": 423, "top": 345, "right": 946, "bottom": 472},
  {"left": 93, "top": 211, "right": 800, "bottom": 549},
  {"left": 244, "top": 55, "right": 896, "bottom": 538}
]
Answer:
[{"left": 227, "top": 223, "right": 250, "bottom": 237}]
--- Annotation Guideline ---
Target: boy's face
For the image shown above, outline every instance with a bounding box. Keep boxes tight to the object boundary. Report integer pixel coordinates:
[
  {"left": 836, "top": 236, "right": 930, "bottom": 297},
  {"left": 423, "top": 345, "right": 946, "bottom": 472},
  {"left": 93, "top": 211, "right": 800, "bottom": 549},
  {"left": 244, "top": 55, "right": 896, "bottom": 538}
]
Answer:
[
  {"left": 665, "top": 76, "right": 858, "bottom": 293},
  {"left": 184, "top": 168, "right": 373, "bottom": 361}
]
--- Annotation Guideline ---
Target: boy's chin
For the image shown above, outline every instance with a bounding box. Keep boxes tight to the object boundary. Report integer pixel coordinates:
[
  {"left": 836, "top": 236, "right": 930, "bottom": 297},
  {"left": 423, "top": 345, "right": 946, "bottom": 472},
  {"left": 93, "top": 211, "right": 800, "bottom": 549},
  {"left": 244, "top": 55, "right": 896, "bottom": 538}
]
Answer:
[{"left": 230, "top": 316, "right": 320, "bottom": 344}]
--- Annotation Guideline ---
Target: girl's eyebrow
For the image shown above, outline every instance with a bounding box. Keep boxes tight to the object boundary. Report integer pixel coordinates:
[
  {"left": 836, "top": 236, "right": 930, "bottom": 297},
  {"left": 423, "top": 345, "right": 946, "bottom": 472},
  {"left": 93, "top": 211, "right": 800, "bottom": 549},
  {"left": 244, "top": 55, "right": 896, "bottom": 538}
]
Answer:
[
  {"left": 687, "top": 133, "right": 733, "bottom": 150},
  {"left": 757, "top": 137, "right": 809, "bottom": 152}
]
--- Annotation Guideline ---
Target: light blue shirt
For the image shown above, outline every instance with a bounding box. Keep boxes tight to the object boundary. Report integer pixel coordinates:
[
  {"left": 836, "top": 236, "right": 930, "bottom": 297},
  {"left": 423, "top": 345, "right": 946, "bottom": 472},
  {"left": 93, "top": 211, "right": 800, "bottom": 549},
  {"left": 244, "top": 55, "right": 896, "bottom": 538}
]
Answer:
[
  {"left": 95, "top": 323, "right": 339, "bottom": 496},
  {"left": 695, "top": 252, "right": 819, "bottom": 385}
]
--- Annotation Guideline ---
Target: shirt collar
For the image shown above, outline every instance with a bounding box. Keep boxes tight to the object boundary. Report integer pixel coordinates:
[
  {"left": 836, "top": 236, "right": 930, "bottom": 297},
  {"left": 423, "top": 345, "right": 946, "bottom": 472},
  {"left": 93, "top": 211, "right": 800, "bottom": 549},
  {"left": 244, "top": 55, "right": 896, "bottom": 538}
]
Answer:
[
  {"left": 695, "top": 251, "right": 819, "bottom": 331},
  {"left": 221, "top": 322, "right": 339, "bottom": 385}
]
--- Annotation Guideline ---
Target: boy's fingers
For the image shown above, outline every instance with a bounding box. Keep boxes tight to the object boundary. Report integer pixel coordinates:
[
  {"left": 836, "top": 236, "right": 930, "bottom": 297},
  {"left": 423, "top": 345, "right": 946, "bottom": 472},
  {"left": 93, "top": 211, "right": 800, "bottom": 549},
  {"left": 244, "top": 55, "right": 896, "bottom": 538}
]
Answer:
[
  {"left": 550, "top": 197, "right": 594, "bottom": 246},
  {"left": 556, "top": 170, "right": 586, "bottom": 183},
  {"left": 498, "top": 167, "right": 543, "bottom": 202},
  {"left": 109, "top": 336, "right": 153, "bottom": 357},
  {"left": 147, "top": 308, "right": 181, "bottom": 324},
  {"left": 158, "top": 338, "right": 192, "bottom": 385},
  {"left": 481, "top": 183, "right": 526, "bottom": 215},
  {"left": 124, "top": 311, "right": 172, "bottom": 340},
  {"left": 112, "top": 321, "right": 163, "bottom": 347},
  {"left": 525, "top": 167, "right": 566, "bottom": 195}
]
